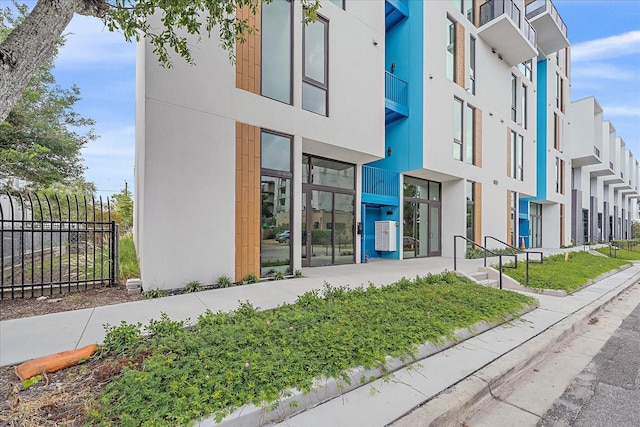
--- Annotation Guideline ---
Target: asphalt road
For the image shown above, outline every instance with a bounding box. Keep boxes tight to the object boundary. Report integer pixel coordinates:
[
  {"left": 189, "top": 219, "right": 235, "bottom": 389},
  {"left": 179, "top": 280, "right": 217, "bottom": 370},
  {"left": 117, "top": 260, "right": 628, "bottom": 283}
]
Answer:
[{"left": 538, "top": 301, "right": 640, "bottom": 427}]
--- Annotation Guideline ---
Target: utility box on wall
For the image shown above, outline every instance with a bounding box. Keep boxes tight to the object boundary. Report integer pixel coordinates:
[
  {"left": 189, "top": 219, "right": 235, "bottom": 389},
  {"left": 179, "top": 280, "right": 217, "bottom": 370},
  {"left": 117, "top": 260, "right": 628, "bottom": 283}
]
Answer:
[{"left": 375, "top": 221, "right": 397, "bottom": 251}]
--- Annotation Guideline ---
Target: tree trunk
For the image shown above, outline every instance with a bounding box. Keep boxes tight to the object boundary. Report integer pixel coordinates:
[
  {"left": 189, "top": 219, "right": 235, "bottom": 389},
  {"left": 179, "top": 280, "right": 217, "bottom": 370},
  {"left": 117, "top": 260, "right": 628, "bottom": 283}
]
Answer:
[{"left": 0, "top": 0, "right": 108, "bottom": 123}]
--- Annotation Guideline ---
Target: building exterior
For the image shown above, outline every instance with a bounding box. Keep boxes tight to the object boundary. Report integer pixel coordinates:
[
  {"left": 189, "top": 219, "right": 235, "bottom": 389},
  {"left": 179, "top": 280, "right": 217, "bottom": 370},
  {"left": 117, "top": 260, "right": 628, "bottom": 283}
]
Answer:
[{"left": 135, "top": 0, "right": 640, "bottom": 290}]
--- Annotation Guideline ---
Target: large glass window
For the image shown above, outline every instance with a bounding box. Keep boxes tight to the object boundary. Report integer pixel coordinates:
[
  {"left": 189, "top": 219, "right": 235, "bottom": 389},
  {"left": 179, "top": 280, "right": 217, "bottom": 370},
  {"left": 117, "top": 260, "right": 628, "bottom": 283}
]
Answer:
[
  {"left": 465, "top": 104, "right": 475, "bottom": 164},
  {"left": 261, "top": 130, "right": 292, "bottom": 277},
  {"left": 511, "top": 73, "right": 517, "bottom": 122},
  {"left": 522, "top": 83, "right": 528, "bottom": 129},
  {"left": 303, "top": 16, "right": 328, "bottom": 116},
  {"left": 510, "top": 130, "right": 517, "bottom": 178},
  {"left": 510, "top": 130, "right": 524, "bottom": 181},
  {"left": 469, "top": 36, "right": 476, "bottom": 95},
  {"left": 303, "top": 155, "right": 355, "bottom": 190},
  {"left": 453, "top": 97, "right": 463, "bottom": 160},
  {"left": 555, "top": 72, "right": 560, "bottom": 109},
  {"left": 510, "top": 192, "right": 517, "bottom": 247},
  {"left": 518, "top": 59, "right": 532, "bottom": 81},
  {"left": 446, "top": 18, "right": 456, "bottom": 82},
  {"left": 466, "top": 181, "right": 474, "bottom": 242},
  {"left": 517, "top": 134, "right": 524, "bottom": 181},
  {"left": 329, "top": 0, "right": 344, "bottom": 9},
  {"left": 261, "top": 0, "right": 292, "bottom": 104}
]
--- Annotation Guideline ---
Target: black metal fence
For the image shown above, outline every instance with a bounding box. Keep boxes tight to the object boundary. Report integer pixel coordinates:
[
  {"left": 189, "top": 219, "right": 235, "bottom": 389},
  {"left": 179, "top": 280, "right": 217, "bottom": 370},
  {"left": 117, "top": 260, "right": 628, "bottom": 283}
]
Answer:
[{"left": 0, "top": 192, "right": 118, "bottom": 299}]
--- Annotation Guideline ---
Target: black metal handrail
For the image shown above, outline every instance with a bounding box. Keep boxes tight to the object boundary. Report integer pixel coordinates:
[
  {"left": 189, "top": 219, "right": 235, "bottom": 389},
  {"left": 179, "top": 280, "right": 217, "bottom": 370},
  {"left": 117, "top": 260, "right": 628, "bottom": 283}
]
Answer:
[
  {"left": 454, "top": 235, "right": 515, "bottom": 290},
  {"left": 484, "top": 236, "right": 543, "bottom": 285}
]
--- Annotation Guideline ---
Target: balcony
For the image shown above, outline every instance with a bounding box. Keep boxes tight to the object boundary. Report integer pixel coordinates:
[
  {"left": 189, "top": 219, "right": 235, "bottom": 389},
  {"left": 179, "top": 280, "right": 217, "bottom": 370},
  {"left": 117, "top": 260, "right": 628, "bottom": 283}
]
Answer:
[
  {"left": 362, "top": 165, "right": 400, "bottom": 206},
  {"left": 385, "top": 0, "right": 408, "bottom": 32},
  {"left": 478, "top": 0, "right": 537, "bottom": 66},
  {"left": 385, "top": 71, "right": 409, "bottom": 124},
  {"left": 526, "top": 0, "right": 569, "bottom": 55}
]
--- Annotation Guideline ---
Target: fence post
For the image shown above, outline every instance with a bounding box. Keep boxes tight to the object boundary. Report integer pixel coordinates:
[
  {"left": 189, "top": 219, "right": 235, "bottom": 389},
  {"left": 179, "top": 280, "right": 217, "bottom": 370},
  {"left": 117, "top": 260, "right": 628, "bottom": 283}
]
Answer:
[{"left": 112, "top": 222, "right": 119, "bottom": 285}]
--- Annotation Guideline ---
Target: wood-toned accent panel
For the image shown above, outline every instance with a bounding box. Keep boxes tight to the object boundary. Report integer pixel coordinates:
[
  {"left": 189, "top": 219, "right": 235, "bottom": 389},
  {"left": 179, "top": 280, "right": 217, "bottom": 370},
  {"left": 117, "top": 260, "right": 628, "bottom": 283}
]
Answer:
[
  {"left": 554, "top": 113, "right": 560, "bottom": 150},
  {"left": 473, "top": 182, "right": 482, "bottom": 244},
  {"left": 474, "top": 108, "right": 482, "bottom": 167},
  {"left": 235, "top": 4, "right": 262, "bottom": 94},
  {"left": 235, "top": 122, "right": 261, "bottom": 282},
  {"left": 455, "top": 22, "right": 465, "bottom": 87},
  {"left": 473, "top": 0, "right": 480, "bottom": 27}
]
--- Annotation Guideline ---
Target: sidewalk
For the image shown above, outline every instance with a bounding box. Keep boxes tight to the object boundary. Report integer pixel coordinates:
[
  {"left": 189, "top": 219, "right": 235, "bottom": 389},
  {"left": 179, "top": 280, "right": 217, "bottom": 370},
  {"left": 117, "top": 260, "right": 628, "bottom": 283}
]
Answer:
[{"left": 1, "top": 247, "right": 637, "bottom": 426}]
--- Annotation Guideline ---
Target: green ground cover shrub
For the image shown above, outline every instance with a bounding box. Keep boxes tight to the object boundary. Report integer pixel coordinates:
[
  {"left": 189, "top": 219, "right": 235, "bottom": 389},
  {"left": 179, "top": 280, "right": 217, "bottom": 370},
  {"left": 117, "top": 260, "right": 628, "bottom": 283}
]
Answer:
[
  {"left": 500, "top": 251, "right": 629, "bottom": 292},
  {"left": 89, "top": 272, "right": 534, "bottom": 426}
]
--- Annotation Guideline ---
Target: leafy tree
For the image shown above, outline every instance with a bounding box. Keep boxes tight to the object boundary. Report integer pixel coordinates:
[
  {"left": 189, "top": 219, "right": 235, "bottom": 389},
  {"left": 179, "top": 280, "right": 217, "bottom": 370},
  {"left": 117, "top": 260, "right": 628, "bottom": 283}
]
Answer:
[
  {"left": 632, "top": 220, "right": 640, "bottom": 239},
  {"left": 0, "top": 3, "right": 96, "bottom": 190},
  {"left": 0, "top": 0, "right": 320, "bottom": 123},
  {"left": 111, "top": 184, "right": 133, "bottom": 230}
]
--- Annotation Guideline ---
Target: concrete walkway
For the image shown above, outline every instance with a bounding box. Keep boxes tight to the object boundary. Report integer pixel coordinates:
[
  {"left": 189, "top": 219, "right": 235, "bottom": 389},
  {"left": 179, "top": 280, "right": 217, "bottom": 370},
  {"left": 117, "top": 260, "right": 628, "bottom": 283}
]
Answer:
[{"left": 1, "top": 246, "right": 637, "bottom": 427}]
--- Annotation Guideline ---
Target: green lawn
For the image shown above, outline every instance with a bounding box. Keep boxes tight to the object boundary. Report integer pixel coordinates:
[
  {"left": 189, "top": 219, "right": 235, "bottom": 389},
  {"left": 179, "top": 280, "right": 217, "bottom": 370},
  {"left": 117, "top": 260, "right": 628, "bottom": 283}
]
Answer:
[
  {"left": 594, "top": 245, "right": 640, "bottom": 261},
  {"left": 500, "top": 251, "right": 629, "bottom": 292},
  {"left": 89, "top": 272, "right": 535, "bottom": 426}
]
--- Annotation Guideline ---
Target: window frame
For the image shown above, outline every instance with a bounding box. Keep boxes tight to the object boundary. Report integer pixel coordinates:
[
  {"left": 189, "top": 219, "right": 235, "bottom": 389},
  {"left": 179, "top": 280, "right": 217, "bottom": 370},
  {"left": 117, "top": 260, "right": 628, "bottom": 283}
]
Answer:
[
  {"left": 453, "top": 97, "right": 464, "bottom": 160},
  {"left": 446, "top": 17, "right": 457, "bottom": 82},
  {"left": 469, "top": 36, "right": 476, "bottom": 95},
  {"left": 511, "top": 73, "right": 517, "bottom": 122},
  {"left": 302, "top": 15, "right": 329, "bottom": 116}
]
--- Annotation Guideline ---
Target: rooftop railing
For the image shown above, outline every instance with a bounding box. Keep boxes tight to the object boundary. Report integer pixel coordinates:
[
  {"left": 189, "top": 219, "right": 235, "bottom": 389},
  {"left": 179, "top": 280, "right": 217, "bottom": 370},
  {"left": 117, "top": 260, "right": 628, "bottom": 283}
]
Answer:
[{"left": 525, "top": 0, "right": 567, "bottom": 39}]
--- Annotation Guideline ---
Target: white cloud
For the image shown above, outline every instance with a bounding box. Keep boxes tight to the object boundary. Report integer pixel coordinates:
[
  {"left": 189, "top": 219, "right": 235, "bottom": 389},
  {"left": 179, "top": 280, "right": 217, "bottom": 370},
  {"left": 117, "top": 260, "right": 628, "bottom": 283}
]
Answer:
[
  {"left": 601, "top": 106, "right": 640, "bottom": 117},
  {"left": 572, "top": 31, "right": 640, "bottom": 62},
  {"left": 55, "top": 15, "right": 135, "bottom": 69},
  {"left": 571, "top": 63, "right": 636, "bottom": 81}
]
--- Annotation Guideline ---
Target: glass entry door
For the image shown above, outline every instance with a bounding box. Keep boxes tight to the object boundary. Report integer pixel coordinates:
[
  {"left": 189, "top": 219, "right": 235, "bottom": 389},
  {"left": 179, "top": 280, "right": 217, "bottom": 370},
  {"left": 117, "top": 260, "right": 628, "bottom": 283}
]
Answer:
[
  {"left": 301, "top": 188, "right": 355, "bottom": 267},
  {"left": 530, "top": 203, "right": 542, "bottom": 248},
  {"left": 403, "top": 201, "right": 440, "bottom": 258}
]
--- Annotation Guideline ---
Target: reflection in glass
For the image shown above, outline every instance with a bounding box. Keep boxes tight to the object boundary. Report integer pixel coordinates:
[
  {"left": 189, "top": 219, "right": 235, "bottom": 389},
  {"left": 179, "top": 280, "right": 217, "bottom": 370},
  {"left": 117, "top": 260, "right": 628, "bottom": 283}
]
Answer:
[
  {"left": 261, "top": 131, "right": 291, "bottom": 172},
  {"left": 261, "top": 0, "right": 291, "bottom": 104},
  {"left": 333, "top": 193, "right": 354, "bottom": 265},
  {"left": 310, "top": 190, "right": 333, "bottom": 267},
  {"left": 304, "top": 20, "right": 326, "bottom": 84},
  {"left": 261, "top": 176, "right": 291, "bottom": 276},
  {"left": 306, "top": 156, "right": 355, "bottom": 189},
  {"left": 302, "top": 82, "right": 327, "bottom": 116}
]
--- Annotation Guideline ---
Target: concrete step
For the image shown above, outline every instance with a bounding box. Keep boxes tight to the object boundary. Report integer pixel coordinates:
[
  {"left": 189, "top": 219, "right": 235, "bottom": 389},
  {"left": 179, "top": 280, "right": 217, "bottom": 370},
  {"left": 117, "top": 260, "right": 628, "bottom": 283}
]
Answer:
[
  {"left": 478, "top": 279, "right": 499, "bottom": 288},
  {"left": 469, "top": 271, "right": 489, "bottom": 281}
]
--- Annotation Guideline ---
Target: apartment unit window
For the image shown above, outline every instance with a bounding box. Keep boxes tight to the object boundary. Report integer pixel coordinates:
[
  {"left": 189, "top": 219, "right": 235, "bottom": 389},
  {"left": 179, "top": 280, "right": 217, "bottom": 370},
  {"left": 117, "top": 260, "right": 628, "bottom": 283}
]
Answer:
[
  {"left": 519, "top": 59, "right": 532, "bottom": 81},
  {"left": 560, "top": 77, "right": 565, "bottom": 113},
  {"left": 450, "top": 0, "right": 474, "bottom": 21},
  {"left": 465, "top": 104, "right": 475, "bottom": 164},
  {"left": 454, "top": 98, "right": 478, "bottom": 164},
  {"left": 329, "top": 0, "right": 344, "bottom": 9},
  {"left": 466, "top": 181, "right": 475, "bottom": 242},
  {"left": 453, "top": 97, "right": 463, "bottom": 160},
  {"left": 511, "top": 74, "right": 517, "bottom": 122},
  {"left": 555, "top": 72, "right": 560, "bottom": 109},
  {"left": 469, "top": 36, "right": 476, "bottom": 95},
  {"left": 261, "top": 130, "right": 293, "bottom": 277},
  {"left": 446, "top": 17, "right": 456, "bottom": 82},
  {"left": 522, "top": 84, "right": 528, "bottom": 129},
  {"left": 553, "top": 113, "right": 560, "bottom": 150},
  {"left": 303, "top": 16, "right": 328, "bottom": 116},
  {"left": 261, "top": 0, "right": 292, "bottom": 104},
  {"left": 555, "top": 157, "right": 565, "bottom": 194},
  {"left": 510, "top": 130, "right": 523, "bottom": 181}
]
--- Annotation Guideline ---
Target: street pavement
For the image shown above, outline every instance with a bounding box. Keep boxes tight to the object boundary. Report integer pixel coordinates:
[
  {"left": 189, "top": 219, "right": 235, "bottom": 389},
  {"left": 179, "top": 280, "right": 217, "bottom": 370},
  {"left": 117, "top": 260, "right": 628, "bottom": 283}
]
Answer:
[{"left": 538, "top": 300, "right": 640, "bottom": 427}]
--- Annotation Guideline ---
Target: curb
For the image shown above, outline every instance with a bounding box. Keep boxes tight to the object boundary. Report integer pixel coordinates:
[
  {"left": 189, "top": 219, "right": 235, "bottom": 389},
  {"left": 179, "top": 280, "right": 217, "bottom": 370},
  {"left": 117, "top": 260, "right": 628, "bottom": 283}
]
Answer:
[{"left": 392, "top": 268, "right": 640, "bottom": 426}]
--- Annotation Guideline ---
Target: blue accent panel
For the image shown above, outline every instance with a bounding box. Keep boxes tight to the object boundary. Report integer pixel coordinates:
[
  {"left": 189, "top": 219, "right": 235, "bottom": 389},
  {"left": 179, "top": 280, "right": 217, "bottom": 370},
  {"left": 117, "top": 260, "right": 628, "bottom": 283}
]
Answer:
[
  {"left": 361, "top": 193, "right": 399, "bottom": 206},
  {"left": 370, "top": 0, "right": 424, "bottom": 175},
  {"left": 518, "top": 198, "right": 530, "bottom": 248},
  {"left": 385, "top": 0, "right": 408, "bottom": 31},
  {"left": 534, "top": 59, "right": 548, "bottom": 201},
  {"left": 362, "top": 206, "right": 381, "bottom": 260}
]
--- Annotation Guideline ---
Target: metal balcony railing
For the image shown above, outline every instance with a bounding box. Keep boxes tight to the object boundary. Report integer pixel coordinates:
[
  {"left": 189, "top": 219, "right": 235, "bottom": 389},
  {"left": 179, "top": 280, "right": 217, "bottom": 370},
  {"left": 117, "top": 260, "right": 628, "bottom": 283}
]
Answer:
[
  {"left": 525, "top": 0, "right": 567, "bottom": 39},
  {"left": 479, "top": 0, "right": 536, "bottom": 47},
  {"left": 385, "top": 71, "right": 408, "bottom": 110},
  {"left": 362, "top": 166, "right": 399, "bottom": 199}
]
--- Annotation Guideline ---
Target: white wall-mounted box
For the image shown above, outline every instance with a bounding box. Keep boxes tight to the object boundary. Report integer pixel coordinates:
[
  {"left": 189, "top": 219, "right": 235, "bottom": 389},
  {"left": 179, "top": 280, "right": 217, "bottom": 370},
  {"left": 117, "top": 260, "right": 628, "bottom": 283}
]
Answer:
[{"left": 375, "top": 221, "right": 397, "bottom": 251}]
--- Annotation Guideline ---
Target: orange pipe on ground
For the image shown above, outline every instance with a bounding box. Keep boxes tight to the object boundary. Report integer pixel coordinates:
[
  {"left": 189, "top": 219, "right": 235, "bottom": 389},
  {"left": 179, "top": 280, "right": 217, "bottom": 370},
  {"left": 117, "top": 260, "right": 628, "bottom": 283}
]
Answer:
[{"left": 15, "top": 343, "right": 99, "bottom": 381}]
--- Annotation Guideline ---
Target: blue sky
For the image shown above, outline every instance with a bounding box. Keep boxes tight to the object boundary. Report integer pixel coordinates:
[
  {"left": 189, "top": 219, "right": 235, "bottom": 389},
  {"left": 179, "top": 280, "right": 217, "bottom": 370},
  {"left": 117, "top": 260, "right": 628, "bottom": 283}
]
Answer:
[{"left": 42, "top": 0, "right": 640, "bottom": 197}]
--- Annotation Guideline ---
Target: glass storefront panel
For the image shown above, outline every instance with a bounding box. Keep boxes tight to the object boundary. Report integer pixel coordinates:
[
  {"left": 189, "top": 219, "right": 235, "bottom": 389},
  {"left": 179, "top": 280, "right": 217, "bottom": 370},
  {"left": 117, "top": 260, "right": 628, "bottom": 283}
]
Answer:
[
  {"left": 334, "top": 193, "right": 354, "bottom": 265},
  {"left": 310, "top": 190, "right": 333, "bottom": 267},
  {"left": 403, "top": 202, "right": 417, "bottom": 258},
  {"left": 306, "top": 156, "right": 355, "bottom": 190},
  {"left": 261, "top": 175, "right": 291, "bottom": 276}
]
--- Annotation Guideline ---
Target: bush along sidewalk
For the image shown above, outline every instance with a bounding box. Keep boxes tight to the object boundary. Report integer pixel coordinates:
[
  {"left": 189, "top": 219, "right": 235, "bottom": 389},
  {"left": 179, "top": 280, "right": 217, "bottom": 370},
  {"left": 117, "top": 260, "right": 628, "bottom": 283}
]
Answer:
[
  {"left": 499, "top": 250, "right": 630, "bottom": 293},
  {"left": 87, "top": 272, "right": 535, "bottom": 426}
]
